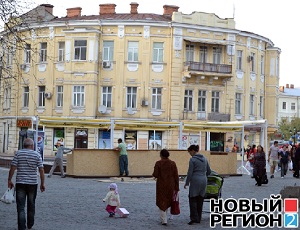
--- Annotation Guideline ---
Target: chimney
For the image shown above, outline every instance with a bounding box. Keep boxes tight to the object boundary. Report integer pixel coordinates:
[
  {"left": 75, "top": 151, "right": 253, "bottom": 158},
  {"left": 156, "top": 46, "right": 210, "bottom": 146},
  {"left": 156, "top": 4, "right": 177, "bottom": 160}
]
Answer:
[
  {"left": 286, "top": 84, "right": 289, "bottom": 88},
  {"left": 41, "top": 4, "right": 54, "bottom": 15},
  {"left": 163, "top": 5, "right": 179, "bottom": 17},
  {"left": 99, "top": 4, "right": 116, "bottom": 15},
  {"left": 291, "top": 84, "right": 294, "bottom": 89},
  {"left": 66, "top": 7, "right": 82, "bottom": 17},
  {"left": 130, "top": 2, "right": 139, "bottom": 14}
]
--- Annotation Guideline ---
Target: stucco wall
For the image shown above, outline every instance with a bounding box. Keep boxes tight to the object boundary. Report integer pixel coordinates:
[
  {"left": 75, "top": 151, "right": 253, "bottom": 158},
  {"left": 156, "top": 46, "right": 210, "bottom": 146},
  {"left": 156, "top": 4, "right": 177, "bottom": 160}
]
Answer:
[{"left": 66, "top": 149, "right": 237, "bottom": 177}]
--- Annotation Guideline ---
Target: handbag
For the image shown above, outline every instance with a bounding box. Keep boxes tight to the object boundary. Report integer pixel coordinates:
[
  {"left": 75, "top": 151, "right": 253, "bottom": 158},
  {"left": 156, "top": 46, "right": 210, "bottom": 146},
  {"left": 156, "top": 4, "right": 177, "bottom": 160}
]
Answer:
[
  {"left": 170, "top": 191, "right": 180, "bottom": 215},
  {"left": 0, "top": 188, "right": 15, "bottom": 204}
]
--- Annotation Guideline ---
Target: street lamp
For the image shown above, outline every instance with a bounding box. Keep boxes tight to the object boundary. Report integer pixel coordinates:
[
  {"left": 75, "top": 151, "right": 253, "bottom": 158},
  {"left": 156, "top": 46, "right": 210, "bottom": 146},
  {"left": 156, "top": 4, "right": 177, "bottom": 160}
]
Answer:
[{"left": 290, "top": 127, "right": 297, "bottom": 145}]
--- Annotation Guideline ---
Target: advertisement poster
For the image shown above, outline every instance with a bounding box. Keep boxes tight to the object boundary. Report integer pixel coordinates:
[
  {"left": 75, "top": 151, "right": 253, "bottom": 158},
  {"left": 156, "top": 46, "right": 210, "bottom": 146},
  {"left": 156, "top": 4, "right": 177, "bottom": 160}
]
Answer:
[
  {"left": 98, "top": 130, "right": 111, "bottom": 149},
  {"left": 53, "top": 128, "right": 65, "bottom": 151}
]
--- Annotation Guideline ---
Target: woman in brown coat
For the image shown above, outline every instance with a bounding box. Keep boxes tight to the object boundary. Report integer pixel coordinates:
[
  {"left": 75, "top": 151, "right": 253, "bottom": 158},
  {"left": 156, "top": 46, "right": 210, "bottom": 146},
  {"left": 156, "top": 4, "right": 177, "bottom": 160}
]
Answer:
[{"left": 152, "top": 149, "right": 179, "bottom": 225}]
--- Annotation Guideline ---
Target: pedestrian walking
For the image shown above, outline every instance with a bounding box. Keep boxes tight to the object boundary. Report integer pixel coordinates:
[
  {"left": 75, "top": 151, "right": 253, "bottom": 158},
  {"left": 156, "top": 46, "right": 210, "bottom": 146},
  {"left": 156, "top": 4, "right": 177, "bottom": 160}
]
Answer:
[
  {"left": 253, "top": 145, "right": 267, "bottom": 186},
  {"left": 103, "top": 183, "right": 120, "bottom": 217},
  {"left": 152, "top": 149, "right": 179, "bottom": 226},
  {"left": 279, "top": 145, "right": 289, "bottom": 178},
  {"left": 7, "top": 138, "right": 45, "bottom": 230},
  {"left": 48, "top": 142, "right": 72, "bottom": 178},
  {"left": 113, "top": 138, "right": 129, "bottom": 177},
  {"left": 184, "top": 144, "right": 211, "bottom": 225},
  {"left": 268, "top": 141, "right": 279, "bottom": 178}
]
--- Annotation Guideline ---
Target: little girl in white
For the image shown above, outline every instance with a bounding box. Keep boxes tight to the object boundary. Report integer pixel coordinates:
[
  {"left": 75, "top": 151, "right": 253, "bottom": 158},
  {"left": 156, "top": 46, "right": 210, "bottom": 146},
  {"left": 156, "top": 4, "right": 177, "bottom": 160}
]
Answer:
[{"left": 103, "top": 183, "right": 121, "bottom": 217}]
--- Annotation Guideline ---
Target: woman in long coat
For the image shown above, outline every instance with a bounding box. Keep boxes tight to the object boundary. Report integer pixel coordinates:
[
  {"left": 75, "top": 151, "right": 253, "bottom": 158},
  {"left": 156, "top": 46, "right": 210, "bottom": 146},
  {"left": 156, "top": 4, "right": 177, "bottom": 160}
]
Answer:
[
  {"left": 152, "top": 149, "right": 179, "bottom": 225},
  {"left": 253, "top": 145, "right": 266, "bottom": 186},
  {"left": 184, "top": 144, "right": 211, "bottom": 225}
]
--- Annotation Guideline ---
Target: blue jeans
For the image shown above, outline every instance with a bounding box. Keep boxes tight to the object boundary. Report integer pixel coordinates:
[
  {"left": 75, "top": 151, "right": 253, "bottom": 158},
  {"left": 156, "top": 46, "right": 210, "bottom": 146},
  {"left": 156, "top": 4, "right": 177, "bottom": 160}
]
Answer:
[
  {"left": 119, "top": 155, "right": 129, "bottom": 176},
  {"left": 16, "top": 184, "right": 37, "bottom": 230}
]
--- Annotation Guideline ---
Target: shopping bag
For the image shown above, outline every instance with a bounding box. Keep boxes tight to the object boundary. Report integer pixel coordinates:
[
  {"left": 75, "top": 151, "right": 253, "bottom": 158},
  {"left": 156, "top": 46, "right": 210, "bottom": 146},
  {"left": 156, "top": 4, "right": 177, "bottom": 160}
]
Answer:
[
  {"left": 170, "top": 191, "right": 180, "bottom": 215},
  {"left": 288, "top": 161, "right": 293, "bottom": 171},
  {"left": 245, "top": 161, "right": 253, "bottom": 171},
  {"left": 262, "top": 174, "right": 268, "bottom": 184},
  {"left": 0, "top": 188, "right": 15, "bottom": 204},
  {"left": 116, "top": 208, "right": 130, "bottom": 218}
]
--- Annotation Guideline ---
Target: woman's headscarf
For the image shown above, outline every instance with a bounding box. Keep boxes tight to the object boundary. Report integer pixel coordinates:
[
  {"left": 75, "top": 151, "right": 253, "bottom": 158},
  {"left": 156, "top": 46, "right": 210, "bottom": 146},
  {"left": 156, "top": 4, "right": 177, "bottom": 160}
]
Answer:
[{"left": 109, "top": 183, "right": 118, "bottom": 194}]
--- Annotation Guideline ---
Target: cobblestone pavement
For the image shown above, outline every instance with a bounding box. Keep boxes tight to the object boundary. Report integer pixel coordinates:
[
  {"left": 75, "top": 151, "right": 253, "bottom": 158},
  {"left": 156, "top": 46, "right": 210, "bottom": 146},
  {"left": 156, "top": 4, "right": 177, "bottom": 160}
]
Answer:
[{"left": 0, "top": 166, "right": 299, "bottom": 230}]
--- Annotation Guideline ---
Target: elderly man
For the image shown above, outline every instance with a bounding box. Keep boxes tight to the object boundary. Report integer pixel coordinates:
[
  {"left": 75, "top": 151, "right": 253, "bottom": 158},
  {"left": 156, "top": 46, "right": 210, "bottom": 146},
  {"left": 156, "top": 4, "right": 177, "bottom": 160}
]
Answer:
[{"left": 8, "top": 138, "right": 45, "bottom": 230}]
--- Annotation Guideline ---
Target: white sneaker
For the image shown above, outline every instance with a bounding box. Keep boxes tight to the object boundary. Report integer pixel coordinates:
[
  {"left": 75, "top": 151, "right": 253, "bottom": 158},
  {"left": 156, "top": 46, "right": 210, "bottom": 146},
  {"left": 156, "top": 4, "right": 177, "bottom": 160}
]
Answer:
[{"left": 281, "top": 176, "right": 284, "bottom": 178}]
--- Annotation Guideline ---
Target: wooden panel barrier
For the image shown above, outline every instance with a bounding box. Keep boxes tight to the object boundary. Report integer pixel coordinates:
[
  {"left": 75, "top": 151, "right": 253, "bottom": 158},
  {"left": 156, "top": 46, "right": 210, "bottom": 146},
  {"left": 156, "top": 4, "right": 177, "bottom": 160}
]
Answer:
[{"left": 66, "top": 149, "right": 237, "bottom": 177}]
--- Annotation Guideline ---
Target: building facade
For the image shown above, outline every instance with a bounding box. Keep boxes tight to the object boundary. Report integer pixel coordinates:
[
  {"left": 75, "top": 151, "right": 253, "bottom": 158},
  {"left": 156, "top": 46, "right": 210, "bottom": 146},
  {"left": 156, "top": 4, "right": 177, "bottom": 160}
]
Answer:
[{"left": 0, "top": 3, "right": 280, "bottom": 155}]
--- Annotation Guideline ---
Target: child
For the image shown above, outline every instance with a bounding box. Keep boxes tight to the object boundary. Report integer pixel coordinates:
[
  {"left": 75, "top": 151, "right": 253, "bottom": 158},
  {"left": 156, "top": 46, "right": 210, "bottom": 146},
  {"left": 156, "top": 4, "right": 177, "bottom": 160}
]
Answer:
[{"left": 103, "top": 183, "right": 120, "bottom": 217}]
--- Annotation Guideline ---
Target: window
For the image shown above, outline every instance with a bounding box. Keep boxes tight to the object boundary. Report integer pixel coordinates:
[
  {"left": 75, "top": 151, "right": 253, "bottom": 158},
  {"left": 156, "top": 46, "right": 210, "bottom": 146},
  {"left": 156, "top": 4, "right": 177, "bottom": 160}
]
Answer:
[
  {"left": 103, "top": 41, "right": 114, "bottom": 61},
  {"left": 250, "top": 52, "right": 255, "bottom": 72},
  {"left": 259, "top": 96, "right": 263, "bottom": 117},
  {"left": 58, "top": 42, "right": 65, "bottom": 62},
  {"left": 260, "top": 55, "right": 264, "bottom": 75},
  {"left": 249, "top": 95, "right": 255, "bottom": 115},
  {"left": 235, "top": 93, "right": 242, "bottom": 114},
  {"left": 56, "top": 86, "right": 63, "bottom": 107},
  {"left": 23, "top": 86, "right": 29, "bottom": 107},
  {"left": 39, "top": 42, "right": 47, "bottom": 62},
  {"left": 282, "top": 102, "right": 286, "bottom": 110},
  {"left": 4, "top": 86, "right": 11, "bottom": 109},
  {"left": 184, "top": 90, "right": 193, "bottom": 111},
  {"left": 126, "top": 87, "right": 137, "bottom": 108},
  {"left": 25, "top": 44, "right": 31, "bottom": 64},
  {"left": 211, "top": 91, "right": 220, "bottom": 112},
  {"left": 213, "top": 47, "right": 222, "bottom": 64},
  {"left": 152, "top": 88, "right": 162, "bottom": 109},
  {"left": 74, "top": 40, "right": 87, "bottom": 60},
  {"left": 72, "top": 86, "right": 85, "bottom": 107},
  {"left": 102, "top": 86, "right": 112, "bottom": 107},
  {"left": 200, "top": 46, "right": 207, "bottom": 63},
  {"left": 153, "top": 42, "right": 164, "bottom": 63},
  {"left": 291, "top": 103, "right": 296, "bottom": 110},
  {"left": 127, "top": 41, "right": 138, "bottom": 62},
  {"left": 38, "top": 86, "right": 45, "bottom": 107},
  {"left": 198, "top": 90, "right": 206, "bottom": 112},
  {"left": 236, "top": 50, "right": 243, "bottom": 70},
  {"left": 6, "top": 47, "right": 13, "bottom": 66},
  {"left": 149, "top": 131, "right": 162, "bottom": 150},
  {"left": 186, "top": 45, "right": 194, "bottom": 62}
]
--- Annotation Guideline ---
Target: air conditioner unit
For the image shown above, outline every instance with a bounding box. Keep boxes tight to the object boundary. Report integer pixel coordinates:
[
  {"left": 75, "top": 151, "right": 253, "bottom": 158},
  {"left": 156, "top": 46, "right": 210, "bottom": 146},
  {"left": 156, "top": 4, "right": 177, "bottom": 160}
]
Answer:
[
  {"left": 102, "top": 61, "right": 111, "bottom": 68},
  {"left": 141, "top": 100, "right": 148, "bottom": 106},
  {"left": 98, "top": 105, "right": 107, "bottom": 114},
  {"left": 20, "top": 64, "right": 26, "bottom": 70},
  {"left": 44, "top": 92, "right": 52, "bottom": 99}
]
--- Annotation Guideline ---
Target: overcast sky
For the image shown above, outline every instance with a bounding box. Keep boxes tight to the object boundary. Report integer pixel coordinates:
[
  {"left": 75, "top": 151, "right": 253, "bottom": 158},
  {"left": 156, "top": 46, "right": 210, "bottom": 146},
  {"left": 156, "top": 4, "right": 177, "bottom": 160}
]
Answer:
[{"left": 32, "top": 0, "right": 295, "bottom": 87}]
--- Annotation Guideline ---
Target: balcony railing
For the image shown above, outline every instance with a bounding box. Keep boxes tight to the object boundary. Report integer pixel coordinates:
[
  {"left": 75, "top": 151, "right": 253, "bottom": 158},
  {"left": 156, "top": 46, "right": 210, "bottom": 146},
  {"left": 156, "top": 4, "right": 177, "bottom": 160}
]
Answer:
[
  {"left": 185, "top": 61, "right": 232, "bottom": 74},
  {"left": 208, "top": 112, "right": 230, "bottom": 122}
]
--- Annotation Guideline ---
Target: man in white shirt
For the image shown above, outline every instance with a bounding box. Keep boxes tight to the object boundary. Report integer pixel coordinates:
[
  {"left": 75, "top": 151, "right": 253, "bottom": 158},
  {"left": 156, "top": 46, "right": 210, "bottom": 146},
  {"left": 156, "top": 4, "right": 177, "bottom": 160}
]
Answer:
[{"left": 268, "top": 141, "right": 279, "bottom": 178}]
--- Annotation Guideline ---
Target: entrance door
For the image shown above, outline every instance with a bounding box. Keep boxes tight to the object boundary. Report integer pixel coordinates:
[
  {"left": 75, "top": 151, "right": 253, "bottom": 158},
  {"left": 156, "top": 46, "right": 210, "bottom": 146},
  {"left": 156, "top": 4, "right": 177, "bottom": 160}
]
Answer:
[{"left": 74, "top": 128, "right": 88, "bottom": 148}]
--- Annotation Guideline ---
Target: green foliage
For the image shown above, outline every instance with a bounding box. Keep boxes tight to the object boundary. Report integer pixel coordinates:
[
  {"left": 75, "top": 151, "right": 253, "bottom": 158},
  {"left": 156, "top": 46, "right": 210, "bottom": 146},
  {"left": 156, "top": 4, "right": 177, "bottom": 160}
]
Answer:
[{"left": 278, "top": 117, "right": 300, "bottom": 141}]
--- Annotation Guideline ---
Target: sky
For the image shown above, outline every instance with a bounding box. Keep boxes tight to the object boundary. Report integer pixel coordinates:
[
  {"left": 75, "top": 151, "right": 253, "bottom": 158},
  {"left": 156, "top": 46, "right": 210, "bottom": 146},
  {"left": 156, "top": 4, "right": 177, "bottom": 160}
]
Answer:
[{"left": 30, "top": 0, "right": 295, "bottom": 87}]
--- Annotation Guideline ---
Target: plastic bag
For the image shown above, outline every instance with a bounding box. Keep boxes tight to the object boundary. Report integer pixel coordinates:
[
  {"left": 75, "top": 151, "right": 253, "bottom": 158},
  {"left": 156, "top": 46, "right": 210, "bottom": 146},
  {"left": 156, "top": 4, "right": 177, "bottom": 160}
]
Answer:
[
  {"left": 245, "top": 161, "right": 253, "bottom": 171},
  {"left": 288, "top": 161, "right": 293, "bottom": 171},
  {"left": 1, "top": 188, "right": 15, "bottom": 204}
]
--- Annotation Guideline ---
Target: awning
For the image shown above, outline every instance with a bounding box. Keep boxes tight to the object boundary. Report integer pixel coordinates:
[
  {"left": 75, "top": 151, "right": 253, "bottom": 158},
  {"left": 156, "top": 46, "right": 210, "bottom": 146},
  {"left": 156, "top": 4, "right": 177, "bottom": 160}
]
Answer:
[{"left": 184, "top": 38, "right": 227, "bottom": 45}]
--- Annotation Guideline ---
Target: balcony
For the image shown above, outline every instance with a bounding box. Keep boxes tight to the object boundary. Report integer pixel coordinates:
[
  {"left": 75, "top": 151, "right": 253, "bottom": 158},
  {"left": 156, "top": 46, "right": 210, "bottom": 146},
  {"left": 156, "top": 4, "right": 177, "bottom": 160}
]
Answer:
[
  {"left": 184, "top": 62, "right": 232, "bottom": 74},
  {"left": 208, "top": 112, "right": 230, "bottom": 122}
]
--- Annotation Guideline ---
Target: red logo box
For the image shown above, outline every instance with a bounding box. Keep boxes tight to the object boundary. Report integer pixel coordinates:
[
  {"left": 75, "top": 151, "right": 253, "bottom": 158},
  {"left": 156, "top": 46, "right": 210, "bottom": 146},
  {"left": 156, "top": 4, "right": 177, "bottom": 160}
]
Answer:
[{"left": 284, "top": 199, "right": 298, "bottom": 213}]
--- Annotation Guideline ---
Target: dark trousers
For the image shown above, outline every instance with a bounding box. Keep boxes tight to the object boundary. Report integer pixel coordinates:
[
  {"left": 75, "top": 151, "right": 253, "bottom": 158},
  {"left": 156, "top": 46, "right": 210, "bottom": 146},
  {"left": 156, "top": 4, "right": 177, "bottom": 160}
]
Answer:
[
  {"left": 294, "top": 160, "right": 300, "bottom": 178},
  {"left": 16, "top": 184, "right": 37, "bottom": 230},
  {"left": 119, "top": 155, "right": 129, "bottom": 176},
  {"left": 281, "top": 162, "right": 288, "bottom": 177},
  {"left": 254, "top": 176, "right": 262, "bottom": 186},
  {"left": 189, "top": 195, "right": 204, "bottom": 223}
]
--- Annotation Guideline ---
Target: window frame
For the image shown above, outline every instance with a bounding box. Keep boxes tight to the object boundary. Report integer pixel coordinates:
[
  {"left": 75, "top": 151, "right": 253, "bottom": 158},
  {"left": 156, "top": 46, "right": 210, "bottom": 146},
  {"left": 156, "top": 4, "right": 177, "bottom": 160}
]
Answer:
[
  {"left": 38, "top": 86, "right": 45, "bottom": 107},
  {"left": 211, "top": 91, "right": 220, "bottom": 113},
  {"left": 127, "top": 41, "right": 139, "bottom": 62},
  {"left": 74, "top": 40, "right": 87, "bottom": 61},
  {"left": 213, "top": 47, "right": 222, "bottom": 64},
  {"left": 56, "top": 85, "right": 63, "bottom": 107},
  {"left": 184, "top": 89, "right": 193, "bottom": 111},
  {"left": 153, "top": 42, "right": 164, "bottom": 63},
  {"left": 282, "top": 102, "right": 286, "bottom": 110},
  {"left": 23, "top": 86, "right": 29, "bottom": 107},
  {"left": 102, "top": 86, "right": 112, "bottom": 108},
  {"left": 58, "top": 42, "right": 65, "bottom": 62},
  {"left": 197, "top": 90, "right": 206, "bottom": 112},
  {"left": 72, "top": 85, "right": 85, "bottom": 107},
  {"left": 249, "top": 95, "right": 255, "bottom": 115},
  {"left": 200, "top": 46, "right": 208, "bottom": 63},
  {"left": 103, "top": 41, "right": 114, "bottom": 62},
  {"left": 39, "top": 42, "right": 47, "bottom": 63},
  {"left": 235, "top": 93, "right": 242, "bottom": 114},
  {"left": 25, "top": 44, "right": 31, "bottom": 64},
  {"left": 151, "top": 87, "right": 162, "bottom": 110},
  {"left": 185, "top": 44, "right": 194, "bottom": 62},
  {"left": 126, "top": 87, "right": 137, "bottom": 108},
  {"left": 236, "top": 50, "right": 243, "bottom": 70}
]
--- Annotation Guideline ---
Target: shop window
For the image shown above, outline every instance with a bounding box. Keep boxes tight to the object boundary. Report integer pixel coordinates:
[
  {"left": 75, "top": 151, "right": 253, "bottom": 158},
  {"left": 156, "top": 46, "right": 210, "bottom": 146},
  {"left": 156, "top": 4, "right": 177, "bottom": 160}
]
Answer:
[{"left": 75, "top": 128, "right": 88, "bottom": 148}]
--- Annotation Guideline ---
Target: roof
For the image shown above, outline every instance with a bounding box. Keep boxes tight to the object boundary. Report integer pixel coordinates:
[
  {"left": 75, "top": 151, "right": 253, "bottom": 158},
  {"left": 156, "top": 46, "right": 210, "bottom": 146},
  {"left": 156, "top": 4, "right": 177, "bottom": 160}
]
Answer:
[
  {"left": 280, "top": 87, "right": 300, "bottom": 97},
  {"left": 52, "top": 13, "right": 172, "bottom": 22}
]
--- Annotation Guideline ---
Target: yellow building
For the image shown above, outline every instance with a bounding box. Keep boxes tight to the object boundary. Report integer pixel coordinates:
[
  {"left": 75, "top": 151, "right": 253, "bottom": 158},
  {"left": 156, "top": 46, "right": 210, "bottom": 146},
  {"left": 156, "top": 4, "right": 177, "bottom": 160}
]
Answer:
[{"left": 0, "top": 3, "right": 280, "bottom": 155}]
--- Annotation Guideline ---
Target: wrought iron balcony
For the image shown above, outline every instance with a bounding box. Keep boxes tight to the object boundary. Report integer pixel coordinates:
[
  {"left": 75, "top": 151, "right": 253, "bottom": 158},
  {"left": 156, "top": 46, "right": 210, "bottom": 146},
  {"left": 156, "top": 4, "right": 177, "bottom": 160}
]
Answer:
[{"left": 184, "top": 61, "right": 232, "bottom": 74}]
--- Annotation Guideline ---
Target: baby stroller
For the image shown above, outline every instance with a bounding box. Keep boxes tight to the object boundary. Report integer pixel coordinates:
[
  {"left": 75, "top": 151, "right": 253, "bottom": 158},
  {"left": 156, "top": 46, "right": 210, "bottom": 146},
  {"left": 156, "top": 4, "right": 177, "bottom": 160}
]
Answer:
[{"left": 203, "top": 170, "right": 224, "bottom": 213}]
